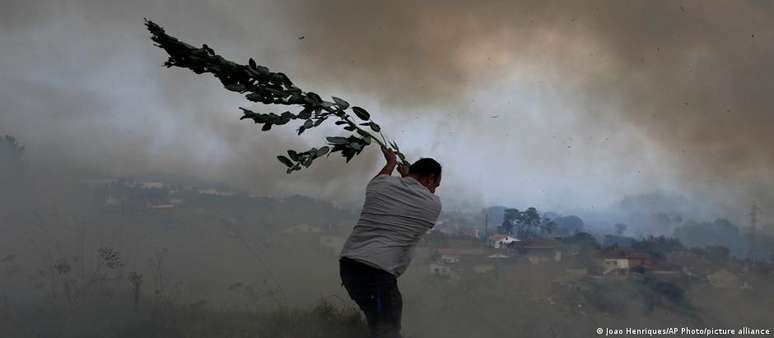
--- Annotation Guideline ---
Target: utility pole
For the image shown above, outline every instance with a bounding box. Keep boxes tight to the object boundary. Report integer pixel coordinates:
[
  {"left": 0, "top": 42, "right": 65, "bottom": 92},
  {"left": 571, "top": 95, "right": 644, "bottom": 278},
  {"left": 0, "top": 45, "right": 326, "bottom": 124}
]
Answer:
[
  {"left": 483, "top": 210, "right": 489, "bottom": 242},
  {"left": 747, "top": 203, "right": 759, "bottom": 260}
]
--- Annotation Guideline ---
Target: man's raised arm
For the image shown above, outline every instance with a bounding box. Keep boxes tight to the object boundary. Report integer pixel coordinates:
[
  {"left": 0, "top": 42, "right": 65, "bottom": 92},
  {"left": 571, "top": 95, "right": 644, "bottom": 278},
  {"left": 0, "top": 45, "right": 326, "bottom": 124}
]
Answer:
[{"left": 374, "top": 146, "right": 409, "bottom": 179}]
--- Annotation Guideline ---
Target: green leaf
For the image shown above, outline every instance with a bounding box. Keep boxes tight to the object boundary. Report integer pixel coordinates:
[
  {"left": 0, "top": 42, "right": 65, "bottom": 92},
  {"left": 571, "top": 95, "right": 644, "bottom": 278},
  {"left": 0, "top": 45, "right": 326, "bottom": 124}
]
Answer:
[
  {"left": 332, "top": 96, "right": 349, "bottom": 109},
  {"left": 316, "top": 146, "right": 330, "bottom": 157},
  {"left": 330, "top": 144, "right": 345, "bottom": 153},
  {"left": 307, "top": 92, "right": 322, "bottom": 104},
  {"left": 326, "top": 136, "right": 348, "bottom": 145},
  {"left": 348, "top": 141, "right": 364, "bottom": 151},
  {"left": 277, "top": 155, "right": 294, "bottom": 168},
  {"left": 298, "top": 107, "right": 312, "bottom": 119},
  {"left": 225, "top": 83, "right": 247, "bottom": 92},
  {"left": 145, "top": 21, "right": 412, "bottom": 174},
  {"left": 245, "top": 92, "right": 263, "bottom": 102},
  {"left": 287, "top": 162, "right": 302, "bottom": 174},
  {"left": 352, "top": 106, "right": 370, "bottom": 121}
]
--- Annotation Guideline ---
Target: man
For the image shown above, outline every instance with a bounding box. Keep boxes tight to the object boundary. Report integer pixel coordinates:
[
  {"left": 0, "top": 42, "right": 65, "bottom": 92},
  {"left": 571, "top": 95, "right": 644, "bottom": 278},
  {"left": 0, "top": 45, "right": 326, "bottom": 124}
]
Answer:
[{"left": 339, "top": 145, "right": 442, "bottom": 338}]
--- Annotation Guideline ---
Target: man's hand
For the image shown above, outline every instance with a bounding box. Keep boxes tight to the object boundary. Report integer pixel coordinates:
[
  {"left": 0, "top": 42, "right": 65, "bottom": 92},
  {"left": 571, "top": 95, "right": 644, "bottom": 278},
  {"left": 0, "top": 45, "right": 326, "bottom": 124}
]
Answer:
[
  {"left": 397, "top": 163, "right": 409, "bottom": 177},
  {"left": 374, "top": 145, "right": 398, "bottom": 179},
  {"left": 381, "top": 145, "right": 397, "bottom": 165}
]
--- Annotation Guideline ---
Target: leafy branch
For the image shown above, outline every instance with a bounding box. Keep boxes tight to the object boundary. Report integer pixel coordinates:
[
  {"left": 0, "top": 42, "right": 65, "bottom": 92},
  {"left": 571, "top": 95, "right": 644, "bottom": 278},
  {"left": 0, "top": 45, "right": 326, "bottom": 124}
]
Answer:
[{"left": 145, "top": 19, "right": 408, "bottom": 173}]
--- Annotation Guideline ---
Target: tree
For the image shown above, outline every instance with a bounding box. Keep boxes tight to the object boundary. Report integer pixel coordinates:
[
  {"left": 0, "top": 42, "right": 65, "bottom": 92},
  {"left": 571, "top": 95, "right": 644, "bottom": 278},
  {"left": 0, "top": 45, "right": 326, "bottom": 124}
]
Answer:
[
  {"left": 631, "top": 236, "right": 683, "bottom": 258},
  {"left": 614, "top": 223, "right": 627, "bottom": 236},
  {"left": 550, "top": 215, "right": 584, "bottom": 236},
  {"left": 673, "top": 218, "right": 746, "bottom": 257},
  {"left": 498, "top": 208, "right": 519, "bottom": 235},
  {"left": 499, "top": 207, "right": 555, "bottom": 239},
  {"left": 145, "top": 20, "right": 409, "bottom": 174}
]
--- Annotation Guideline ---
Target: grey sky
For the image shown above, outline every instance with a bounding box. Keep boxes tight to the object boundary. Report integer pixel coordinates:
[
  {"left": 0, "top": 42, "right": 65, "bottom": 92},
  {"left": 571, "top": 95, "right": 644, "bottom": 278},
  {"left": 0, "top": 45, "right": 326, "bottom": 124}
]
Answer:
[{"left": 1, "top": 0, "right": 772, "bottom": 225}]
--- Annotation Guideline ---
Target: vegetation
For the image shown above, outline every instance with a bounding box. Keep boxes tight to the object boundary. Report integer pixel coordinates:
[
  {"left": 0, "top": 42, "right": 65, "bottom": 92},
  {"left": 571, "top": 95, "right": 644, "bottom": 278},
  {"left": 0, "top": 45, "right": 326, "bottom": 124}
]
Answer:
[
  {"left": 145, "top": 20, "right": 409, "bottom": 174},
  {"left": 498, "top": 207, "right": 556, "bottom": 239},
  {"left": 631, "top": 236, "right": 683, "bottom": 258}
]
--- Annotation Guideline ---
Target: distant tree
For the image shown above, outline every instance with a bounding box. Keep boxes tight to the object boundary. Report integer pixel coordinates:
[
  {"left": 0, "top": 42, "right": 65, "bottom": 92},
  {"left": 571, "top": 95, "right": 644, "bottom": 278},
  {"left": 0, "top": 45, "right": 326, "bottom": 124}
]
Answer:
[
  {"left": 499, "top": 207, "right": 555, "bottom": 239},
  {"left": 631, "top": 236, "right": 683, "bottom": 258},
  {"left": 673, "top": 218, "right": 745, "bottom": 257},
  {"left": 563, "top": 232, "right": 600, "bottom": 248},
  {"left": 498, "top": 208, "right": 519, "bottom": 235},
  {"left": 552, "top": 215, "right": 584, "bottom": 236},
  {"left": 704, "top": 246, "right": 731, "bottom": 263},
  {"left": 515, "top": 207, "right": 555, "bottom": 239},
  {"left": 614, "top": 223, "right": 627, "bottom": 236}
]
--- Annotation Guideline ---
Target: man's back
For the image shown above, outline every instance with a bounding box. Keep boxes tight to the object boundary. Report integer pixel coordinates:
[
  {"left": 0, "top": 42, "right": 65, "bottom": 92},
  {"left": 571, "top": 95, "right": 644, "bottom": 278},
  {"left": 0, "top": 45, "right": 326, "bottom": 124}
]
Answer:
[{"left": 340, "top": 174, "right": 441, "bottom": 276}]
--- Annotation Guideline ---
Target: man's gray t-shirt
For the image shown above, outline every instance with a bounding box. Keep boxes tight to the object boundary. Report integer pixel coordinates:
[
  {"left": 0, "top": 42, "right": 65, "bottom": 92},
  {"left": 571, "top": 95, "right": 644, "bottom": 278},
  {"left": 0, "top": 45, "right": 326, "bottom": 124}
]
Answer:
[{"left": 340, "top": 175, "right": 442, "bottom": 277}]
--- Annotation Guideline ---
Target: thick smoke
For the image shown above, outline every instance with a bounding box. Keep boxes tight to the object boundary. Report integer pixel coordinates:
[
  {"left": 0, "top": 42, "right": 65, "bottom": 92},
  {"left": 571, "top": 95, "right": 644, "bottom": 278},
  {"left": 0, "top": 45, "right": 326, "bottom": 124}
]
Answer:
[{"left": 1, "top": 0, "right": 772, "bottom": 223}]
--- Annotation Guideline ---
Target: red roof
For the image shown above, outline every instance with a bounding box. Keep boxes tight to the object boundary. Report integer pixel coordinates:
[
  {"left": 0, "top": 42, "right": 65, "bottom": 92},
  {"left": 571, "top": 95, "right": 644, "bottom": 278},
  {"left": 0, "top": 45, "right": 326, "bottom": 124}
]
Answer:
[
  {"left": 515, "top": 239, "right": 562, "bottom": 249},
  {"left": 489, "top": 234, "right": 508, "bottom": 241}
]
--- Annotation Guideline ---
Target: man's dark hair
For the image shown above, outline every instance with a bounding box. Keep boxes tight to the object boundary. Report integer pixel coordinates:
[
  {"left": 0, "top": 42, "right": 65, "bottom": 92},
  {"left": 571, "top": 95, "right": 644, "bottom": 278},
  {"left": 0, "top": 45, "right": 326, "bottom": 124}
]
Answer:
[{"left": 409, "top": 158, "right": 442, "bottom": 179}]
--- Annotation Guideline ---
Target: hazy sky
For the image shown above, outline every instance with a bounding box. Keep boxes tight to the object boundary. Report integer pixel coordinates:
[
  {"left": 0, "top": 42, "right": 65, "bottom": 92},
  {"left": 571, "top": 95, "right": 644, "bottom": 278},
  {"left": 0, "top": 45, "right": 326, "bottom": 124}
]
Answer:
[{"left": 1, "top": 0, "right": 772, "bottom": 225}]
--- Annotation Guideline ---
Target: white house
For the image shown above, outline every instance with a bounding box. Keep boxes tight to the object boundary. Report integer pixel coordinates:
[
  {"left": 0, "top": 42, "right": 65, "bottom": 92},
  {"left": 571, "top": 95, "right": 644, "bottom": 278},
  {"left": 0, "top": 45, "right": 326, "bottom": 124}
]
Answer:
[
  {"left": 488, "top": 234, "right": 520, "bottom": 249},
  {"left": 603, "top": 258, "right": 630, "bottom": 275}
]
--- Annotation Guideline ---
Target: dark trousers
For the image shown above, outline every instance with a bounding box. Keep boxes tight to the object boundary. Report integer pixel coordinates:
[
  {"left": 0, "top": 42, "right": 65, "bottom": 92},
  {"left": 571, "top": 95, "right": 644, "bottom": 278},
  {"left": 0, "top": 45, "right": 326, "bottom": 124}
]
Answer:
[{"left": 339, "top": 257, "right": 403, "bottom": 338}]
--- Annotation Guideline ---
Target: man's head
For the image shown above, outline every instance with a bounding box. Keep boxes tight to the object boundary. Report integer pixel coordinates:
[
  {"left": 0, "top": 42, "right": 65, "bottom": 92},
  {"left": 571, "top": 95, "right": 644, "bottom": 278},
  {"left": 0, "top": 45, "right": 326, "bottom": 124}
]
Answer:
[{"left": 408, "top": 158, "right": 442, "bottom": 193}]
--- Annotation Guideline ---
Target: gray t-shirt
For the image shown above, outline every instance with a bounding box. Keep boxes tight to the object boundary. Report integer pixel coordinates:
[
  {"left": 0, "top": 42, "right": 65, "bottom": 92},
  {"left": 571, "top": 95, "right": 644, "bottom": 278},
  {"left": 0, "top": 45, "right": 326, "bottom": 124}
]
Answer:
[{"left": 340, "top": 175, "right": 442, "bottom": 276}]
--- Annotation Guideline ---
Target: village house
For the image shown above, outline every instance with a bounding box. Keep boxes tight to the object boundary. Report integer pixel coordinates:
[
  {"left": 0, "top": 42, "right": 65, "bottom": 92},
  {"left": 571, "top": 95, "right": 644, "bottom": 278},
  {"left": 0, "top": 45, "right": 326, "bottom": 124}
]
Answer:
[
  {"left": 667, "top": 249, "right": 714, "bottom": 277},
  {"left": 603, "top": 258, "right": 630, "bottom": 275},
  {"left": 488, "top": 234, "right": 520, "bottom": 249},
  {"left": 602, "top": 249, "right": 655, "bottom": 275},
  {"left": 511, "top": 239, "right": 563, "bottom": 264}
]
